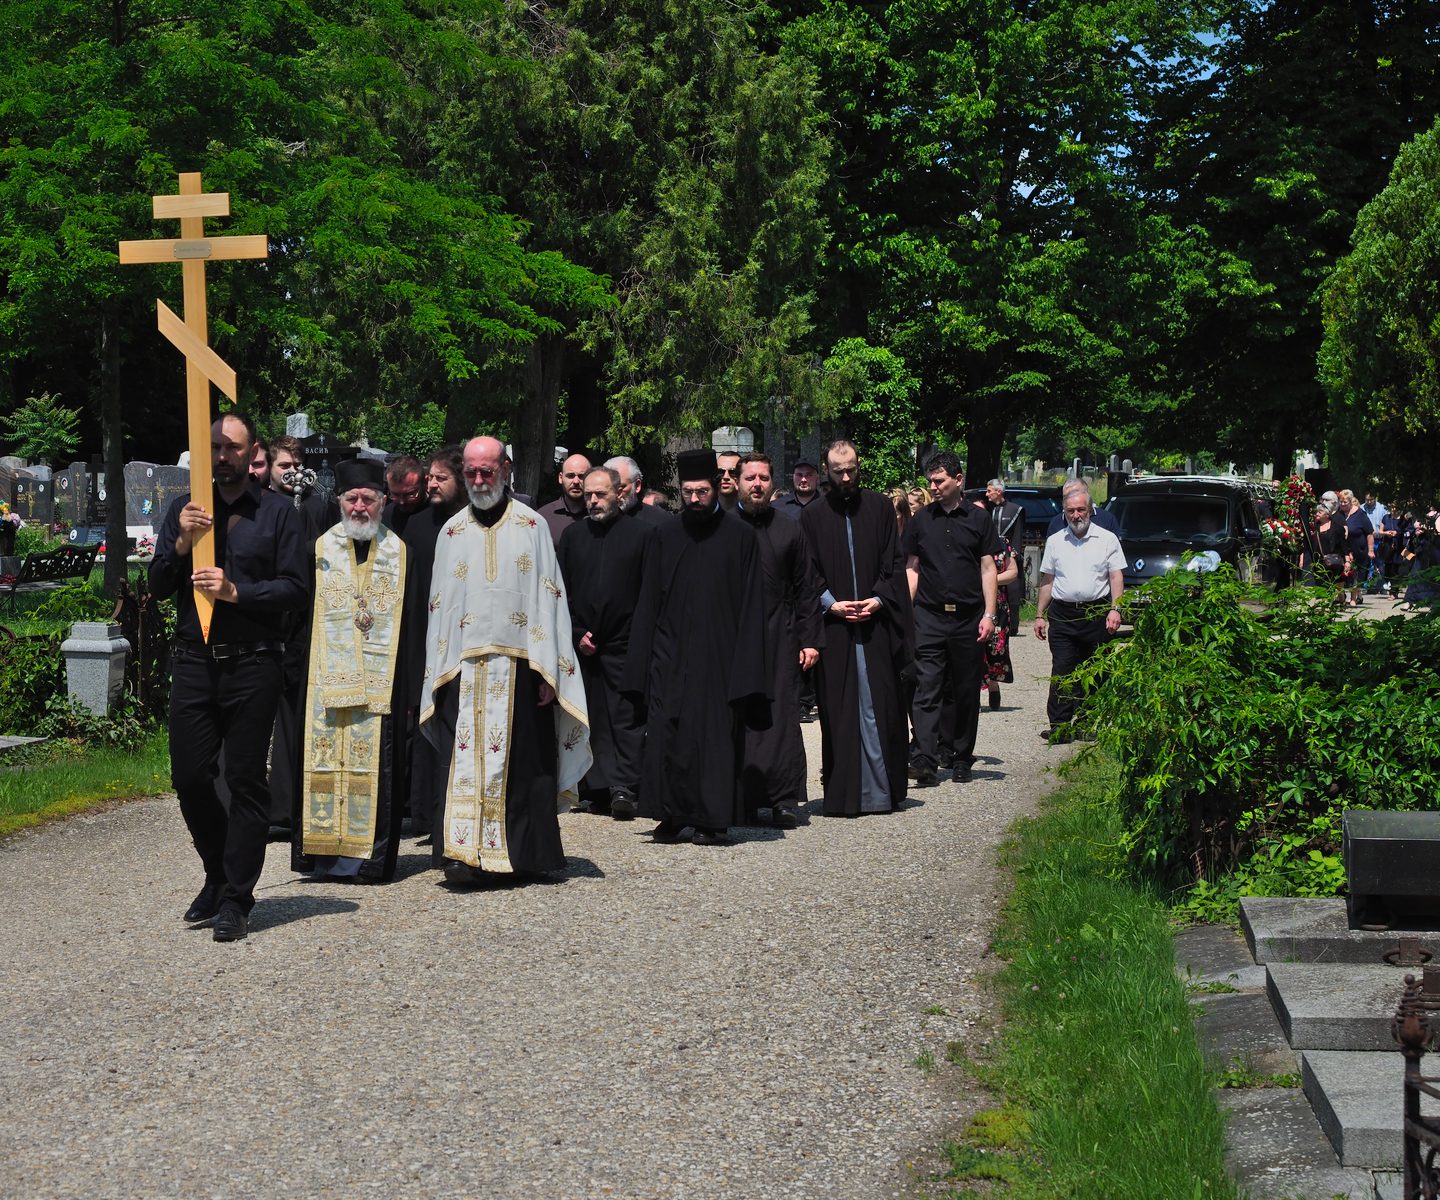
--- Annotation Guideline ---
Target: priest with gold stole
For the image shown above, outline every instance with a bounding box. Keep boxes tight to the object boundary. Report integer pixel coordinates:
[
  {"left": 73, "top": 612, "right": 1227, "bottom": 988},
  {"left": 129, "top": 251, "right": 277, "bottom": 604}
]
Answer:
[
  {"left": 292, "top": 457, "right": 409, "bottom": 883},
  {"left": 420, "top": 435, "right": 591, "bottom": 886}
]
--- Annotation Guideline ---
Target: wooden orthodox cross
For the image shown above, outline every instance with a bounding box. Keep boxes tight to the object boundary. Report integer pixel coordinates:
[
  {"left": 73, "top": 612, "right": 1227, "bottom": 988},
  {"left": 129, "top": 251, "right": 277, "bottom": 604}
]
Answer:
[{"left": 118, "top": 172, "right": 267, "bottom": 642}]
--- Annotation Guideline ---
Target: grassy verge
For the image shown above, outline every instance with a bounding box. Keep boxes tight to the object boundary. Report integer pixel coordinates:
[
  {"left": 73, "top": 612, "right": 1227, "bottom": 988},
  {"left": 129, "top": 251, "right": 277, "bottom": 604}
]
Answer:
[
  {"left": 922, "top": 751, "right": 1236, "bottom": 1200},
  {"left": 0, "top": 730, "right": 171, "bottom": 838}
]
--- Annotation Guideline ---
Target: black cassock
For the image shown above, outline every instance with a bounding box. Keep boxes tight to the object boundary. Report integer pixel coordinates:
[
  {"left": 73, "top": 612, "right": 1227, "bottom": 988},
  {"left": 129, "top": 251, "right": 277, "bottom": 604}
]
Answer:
[
  {"left": 385, "top": 502, "right": 450, "bottom": 835},
  {"left": 556, "top": 514, "right": 656, "bottom": 798},
  {"left": 622, "top": 506, "right": 769, "bottom": 830},
  {"left": 267, "top": 490, "right": 337, "bottom": 831},
  {"left": 801, "top": 488, "right": 914, "bottom": 816},
  {"left": 736, "top": 505, "right": 823, "bottom": 815}
]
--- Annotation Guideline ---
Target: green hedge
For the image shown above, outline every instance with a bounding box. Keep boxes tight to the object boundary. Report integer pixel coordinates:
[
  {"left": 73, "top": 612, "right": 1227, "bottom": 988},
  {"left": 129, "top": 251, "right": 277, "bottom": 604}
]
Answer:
[{"left": 1073, "top": 567, "right": 1440, "bottom": 915}]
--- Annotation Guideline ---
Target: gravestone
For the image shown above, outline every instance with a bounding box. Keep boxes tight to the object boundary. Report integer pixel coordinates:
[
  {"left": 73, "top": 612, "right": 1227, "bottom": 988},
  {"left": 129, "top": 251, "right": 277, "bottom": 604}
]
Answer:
[
  {"left": 286, "top": 412, "right": 312, "bottom": 439},
  {"left": 300, "top": 431, "right": 357, "bottom": 503},
  {"left": 12, "top": 473, "right": 54, "bottom": 527}
]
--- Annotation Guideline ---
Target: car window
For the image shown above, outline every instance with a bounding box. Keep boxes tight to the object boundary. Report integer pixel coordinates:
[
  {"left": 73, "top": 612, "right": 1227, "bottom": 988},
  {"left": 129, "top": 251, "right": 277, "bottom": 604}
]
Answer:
[
  {"left": 1017, "top": 496, "right": 1060, "bottom": 521},
  {"left": 1111, "top": 496, "right": 1231, "bottom": 543}
]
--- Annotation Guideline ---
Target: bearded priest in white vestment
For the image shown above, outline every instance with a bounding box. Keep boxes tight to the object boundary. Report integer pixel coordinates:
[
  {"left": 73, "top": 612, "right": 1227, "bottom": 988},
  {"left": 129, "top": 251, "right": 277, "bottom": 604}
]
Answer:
[
  {"left": 293, "top": 456, "right": 409, "bottom": 883},
  {"left": 420, "top": 436, "right": 590, "bottom": 885}
]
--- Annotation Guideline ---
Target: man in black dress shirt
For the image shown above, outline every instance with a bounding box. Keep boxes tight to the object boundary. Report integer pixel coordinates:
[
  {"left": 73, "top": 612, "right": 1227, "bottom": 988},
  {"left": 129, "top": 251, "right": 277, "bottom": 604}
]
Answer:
[
  {"left": 150, "top": 412, "right": 309, "bottom": 942},
  {"left": 902, "top": 452, "right": 998, "bottom": 785}
]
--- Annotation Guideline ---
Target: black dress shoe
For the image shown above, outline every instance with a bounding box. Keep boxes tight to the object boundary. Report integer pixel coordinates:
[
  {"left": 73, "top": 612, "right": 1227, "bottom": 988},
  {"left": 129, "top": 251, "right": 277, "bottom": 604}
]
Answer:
[
  {"left": 183, "top": 884, "right": 220, "bottom": 923},
  {"left": 651, "top": 821, "right": 688, "bottom": 843},
  {"left": 953, "top": 762, "right": 974, "bottom": 783},
  {"left": 212, "top": 906, "right": 248, "bottom": 942},
  {"left": 610, "top": 790, "right": 638, "bottom": 820},
  {"left": 914, "top": 767, "right": 939, "bottom": 788},
  {"left": 770, "top": 804, "right": 799, "bottom": 830},
  {"left": 691, "top": 828, "right": 731, "bottom": 845}
]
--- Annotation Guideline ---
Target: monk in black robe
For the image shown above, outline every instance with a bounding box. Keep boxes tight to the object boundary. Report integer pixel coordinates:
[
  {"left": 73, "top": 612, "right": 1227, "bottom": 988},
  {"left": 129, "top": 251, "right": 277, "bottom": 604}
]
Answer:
[
  {"left": 801, "top": 439, "right": 914, "bottom": 816},
  {"left": 557, "top": 466, "right": 656, "bottom": 819},
  {"left": 622, "top": 449, "right": 769, "bottom": 843},
  {"left": 736, "top": 454, "right": 822, "bottom": 828}
]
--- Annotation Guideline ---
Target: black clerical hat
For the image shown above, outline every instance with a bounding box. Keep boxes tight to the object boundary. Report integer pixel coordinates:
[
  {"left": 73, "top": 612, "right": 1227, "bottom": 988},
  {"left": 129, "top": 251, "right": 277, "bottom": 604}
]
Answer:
[
  {"left": 334, "top": 456, "right": 385, "bottom": 493},
  {"left": 677, "top": 449, "right": 718, "bottom": 482}
]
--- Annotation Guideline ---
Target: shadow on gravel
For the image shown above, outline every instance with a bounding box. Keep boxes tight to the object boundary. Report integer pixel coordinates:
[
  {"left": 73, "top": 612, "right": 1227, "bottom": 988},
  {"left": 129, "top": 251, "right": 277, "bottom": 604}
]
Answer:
[
  {"left": 247, "top": 895, "right": 360, "bottom": 933},
  {"left": 393, "top": 852, "right": 437, "bottom": 881}
]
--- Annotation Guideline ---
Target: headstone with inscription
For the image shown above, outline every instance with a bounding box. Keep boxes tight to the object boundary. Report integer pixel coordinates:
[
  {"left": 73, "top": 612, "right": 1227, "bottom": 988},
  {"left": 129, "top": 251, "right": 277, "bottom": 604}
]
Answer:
[
  {"left": 300, "top": 431, "right": 358, "bottom": 503},
  {"left": 13, "top": 473, "right": 54, "bottom": 527}
]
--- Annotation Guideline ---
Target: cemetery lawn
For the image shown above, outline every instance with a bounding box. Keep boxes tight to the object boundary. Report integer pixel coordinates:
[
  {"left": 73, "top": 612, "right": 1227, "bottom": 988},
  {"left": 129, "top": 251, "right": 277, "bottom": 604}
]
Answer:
[
  {"left": 934, "top": 751, "right": 1237, "bottom": 1200},
  {"left": 0, "top": 731, "right": 170, "bottom": 839}
]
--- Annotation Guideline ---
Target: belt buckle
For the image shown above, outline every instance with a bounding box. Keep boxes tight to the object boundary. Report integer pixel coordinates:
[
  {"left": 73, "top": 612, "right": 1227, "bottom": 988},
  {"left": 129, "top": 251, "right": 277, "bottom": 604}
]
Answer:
[{"left": 943, "top": 603, "right": 957, "bottom": 613}]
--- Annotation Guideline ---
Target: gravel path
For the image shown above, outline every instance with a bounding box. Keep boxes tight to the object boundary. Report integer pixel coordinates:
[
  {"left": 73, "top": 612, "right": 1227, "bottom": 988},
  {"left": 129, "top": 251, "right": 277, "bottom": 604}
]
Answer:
[{"left": 0, "top": 632, "right": 1066, "bottom": 1200}]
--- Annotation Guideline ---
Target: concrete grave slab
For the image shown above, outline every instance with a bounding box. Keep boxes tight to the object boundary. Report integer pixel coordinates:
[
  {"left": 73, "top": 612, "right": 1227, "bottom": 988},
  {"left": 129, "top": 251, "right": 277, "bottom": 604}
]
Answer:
[
  {"left": 1218, "top": 1085, "right": 1374, "bottom": 1198},
  {"left": 1268, "top": 963, "right": 1418, "bottom": 1051},
  {"left": 1194, "top": 990, "right": 1300, "bottom": 1077},
  {"left": 1243, "top": 896, "right": 1440, "bottom": 966},
  {"left": 1176, "top": 922, "right": 1256, "bottom": 981}
]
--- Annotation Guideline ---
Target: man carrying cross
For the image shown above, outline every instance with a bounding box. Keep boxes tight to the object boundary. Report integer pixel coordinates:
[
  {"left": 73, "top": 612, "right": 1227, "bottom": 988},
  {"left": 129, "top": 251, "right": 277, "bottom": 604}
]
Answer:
[{"left": 150, "top": 411, "right": 309, "bottom": 942}]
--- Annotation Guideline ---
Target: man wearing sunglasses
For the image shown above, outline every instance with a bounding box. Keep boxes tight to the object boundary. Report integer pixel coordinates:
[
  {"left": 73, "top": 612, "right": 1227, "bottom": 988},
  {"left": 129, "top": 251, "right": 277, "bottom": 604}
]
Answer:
[
  {"left": 717, "top": 451, "right": 743, "bottom": 513},
  {"left": 420, "top": 436, "right": 591, "bottom": 885}
]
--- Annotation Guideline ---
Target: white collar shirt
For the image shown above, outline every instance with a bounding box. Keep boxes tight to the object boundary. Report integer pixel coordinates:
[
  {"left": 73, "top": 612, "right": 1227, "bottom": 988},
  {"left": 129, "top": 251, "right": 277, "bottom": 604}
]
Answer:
[{"left": 1040, "top": 523, "right": 1127, "bottom": 603}]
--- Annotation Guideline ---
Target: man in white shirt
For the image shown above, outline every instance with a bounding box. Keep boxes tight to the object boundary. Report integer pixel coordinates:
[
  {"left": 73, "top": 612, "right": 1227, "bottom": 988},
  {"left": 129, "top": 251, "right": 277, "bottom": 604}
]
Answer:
[{"left": 1034, "top": 494, "right": 1127, "bottom": 743}]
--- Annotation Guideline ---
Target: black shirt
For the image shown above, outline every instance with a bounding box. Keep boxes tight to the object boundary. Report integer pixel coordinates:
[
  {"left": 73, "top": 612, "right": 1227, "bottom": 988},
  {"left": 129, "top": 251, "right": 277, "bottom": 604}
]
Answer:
[
  {"left": 901, "top": 501, "right": 999, "bottom": 611},
  {"left": 150, "top": 480, "right": 310, "bottom": 645},
  {"left": 772, "top": 493, "right": 819, "bottom": 523}
]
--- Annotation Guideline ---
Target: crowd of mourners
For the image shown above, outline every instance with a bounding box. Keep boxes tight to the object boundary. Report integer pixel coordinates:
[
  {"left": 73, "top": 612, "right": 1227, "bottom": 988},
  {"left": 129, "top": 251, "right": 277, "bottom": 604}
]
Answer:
[
  {"left": 152, "top": 417, "right": 1132, "bottom": 942},
  {"left": 1304, "top": 488, "right": 1440, "bottom": 609},
  {"left": 151, "top": 413, "right": 1432, "bottom": 944}
]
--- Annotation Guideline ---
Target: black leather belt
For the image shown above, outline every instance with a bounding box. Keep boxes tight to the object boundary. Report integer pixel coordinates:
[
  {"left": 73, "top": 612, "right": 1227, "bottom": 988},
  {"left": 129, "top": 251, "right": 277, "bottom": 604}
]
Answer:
[
  {"left": 174, "top": 640, "right": 283, "bottom": 660},
  {"left": 1050, "top": 597, "right": 1108, "bottom": 612}
]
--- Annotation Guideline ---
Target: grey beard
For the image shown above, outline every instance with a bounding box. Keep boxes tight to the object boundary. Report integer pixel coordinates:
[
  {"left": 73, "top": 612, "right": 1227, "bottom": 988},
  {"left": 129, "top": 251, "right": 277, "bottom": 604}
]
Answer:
[
  {"left": 588, "top": 505, "right": 620, "bottom": 524},
  {"left": 344, "top": 513, "right": 381, "bottom": 542},
  {"left": 621, "top": 490, "right": 641, "bottom": 513},
  {"left": 468, "top": 482, "right": 504, "bottom": 511}
]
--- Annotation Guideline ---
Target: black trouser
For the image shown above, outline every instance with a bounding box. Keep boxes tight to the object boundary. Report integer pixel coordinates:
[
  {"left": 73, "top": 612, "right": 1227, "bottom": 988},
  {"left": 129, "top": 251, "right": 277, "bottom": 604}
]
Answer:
[
  {"left": 910, "top": 604, "right": 985, "bottom": 769},
  {"left": 169, "top": 645, "right": 283, "bottom": 914},
  {"left": 1045, "top": 599, "right": 1110, "bottom": 729}
]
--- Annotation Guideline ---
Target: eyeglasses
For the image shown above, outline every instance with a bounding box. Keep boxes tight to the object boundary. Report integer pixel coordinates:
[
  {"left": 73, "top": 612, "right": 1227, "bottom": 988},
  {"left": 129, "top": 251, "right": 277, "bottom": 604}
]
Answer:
[
  {"left": 389, "top": 487, "right": 422, "bottom": 502},
  {"left": 463, "top": 466, "right": 500, "bottom": 481},
  {"left": 720, "top": 467, "right": 740, "bottom": 477}
]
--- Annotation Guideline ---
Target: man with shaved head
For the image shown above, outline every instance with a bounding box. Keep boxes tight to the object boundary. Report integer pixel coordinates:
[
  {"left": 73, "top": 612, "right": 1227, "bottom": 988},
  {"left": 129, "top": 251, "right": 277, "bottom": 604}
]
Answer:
[
  {"left": 540, "top": 450, "right": 592, "bottom": 545},
  {"left": 419, "top": 436, "right": 592, "bottom": 886}
]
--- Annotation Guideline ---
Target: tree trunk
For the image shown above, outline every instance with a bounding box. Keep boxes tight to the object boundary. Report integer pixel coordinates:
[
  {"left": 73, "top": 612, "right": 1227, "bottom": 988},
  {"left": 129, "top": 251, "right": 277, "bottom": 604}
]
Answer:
[
  {"left": 963, "top": 415, "right": 1008, "bottom": 486},
  {"left": 513, "top": 334, "right": 565, "bottom": 500},
  {"left": 100, "top": 311, "right": 127, "bottom": 597}
]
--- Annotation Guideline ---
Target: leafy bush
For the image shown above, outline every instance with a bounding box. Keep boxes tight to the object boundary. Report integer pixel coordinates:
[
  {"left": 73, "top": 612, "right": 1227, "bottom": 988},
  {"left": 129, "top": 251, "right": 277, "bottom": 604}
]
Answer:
[
  {"left": 0, "top": 635, "right": 64, "bottom": 734},
  {"left": 13, "top": 522, "right": 62, "bottom": 558},
  {"left": 34, "top": 693, "right": 150, "bottom": 751},
  {"left": 1074, "top": 566, "right": 1440, "bottom": 907}
]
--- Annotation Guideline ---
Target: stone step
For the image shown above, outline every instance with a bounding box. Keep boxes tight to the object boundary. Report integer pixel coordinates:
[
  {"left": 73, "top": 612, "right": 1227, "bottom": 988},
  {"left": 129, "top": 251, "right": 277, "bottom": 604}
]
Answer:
[
  {"left": 1301, "top": 1049, "right": 1440, "bottom": 1173},
  {"left": 1268, "top": 963, "right": 1417, "bottom": 1051},
  {"left": 1301, "top": 1050, "right": 1415, "bottom": 1168},
  {"left": 1216, "top": 1086, "right": 1373, "bottom": 1198},
  {"left": 1243, "top": 895, "right": 1440, "bottom": 966}
]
